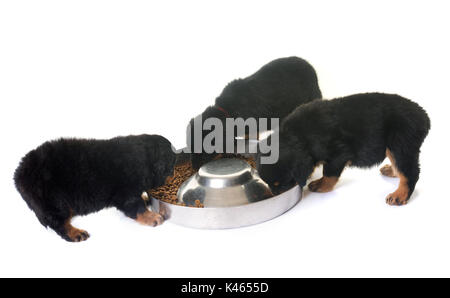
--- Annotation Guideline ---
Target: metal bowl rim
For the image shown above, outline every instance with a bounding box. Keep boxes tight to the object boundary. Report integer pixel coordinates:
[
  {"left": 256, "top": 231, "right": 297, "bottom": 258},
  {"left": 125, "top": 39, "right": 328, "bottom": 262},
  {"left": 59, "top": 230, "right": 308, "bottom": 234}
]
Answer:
[{"left": 151, "top": 184, "right": 300, "bottom": 210}]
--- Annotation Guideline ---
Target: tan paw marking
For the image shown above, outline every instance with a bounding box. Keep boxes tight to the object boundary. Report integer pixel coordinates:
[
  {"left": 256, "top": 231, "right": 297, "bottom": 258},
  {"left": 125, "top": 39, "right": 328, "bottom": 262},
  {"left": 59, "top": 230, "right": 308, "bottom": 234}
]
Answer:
[
  {"left": 386, "top": 188, "right": 409, "bottom": 206},
  {"left": 66, "top": 226, "right": 90, "bottom": 242},
  {"left": 64, "top": 217, "right": 90, "bottom": 242},
  {"left": 136, "top": 210, "right": 164, "bottom": 227},
  {"left": 380, "top": 164, "right": 396, "bottom": 177},
  {"left": 308, "top": 176, "right": 339, "bottom": 193}
]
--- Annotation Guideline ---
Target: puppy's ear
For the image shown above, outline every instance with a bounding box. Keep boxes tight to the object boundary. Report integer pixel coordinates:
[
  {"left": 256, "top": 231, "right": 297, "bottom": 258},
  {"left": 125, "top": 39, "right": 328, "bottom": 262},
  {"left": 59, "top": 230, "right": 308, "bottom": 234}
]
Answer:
[{"left": 291, "top": 151, "right": 314, "bottom": 188}]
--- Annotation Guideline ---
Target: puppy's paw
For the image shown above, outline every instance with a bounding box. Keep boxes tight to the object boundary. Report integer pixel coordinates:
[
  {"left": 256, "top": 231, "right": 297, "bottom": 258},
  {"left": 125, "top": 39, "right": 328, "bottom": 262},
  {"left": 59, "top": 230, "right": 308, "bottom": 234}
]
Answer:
[
  {"left": 380, "top": 165, "right": 396, "bottom": 177},
  {"left": 385, "top": 191, "right": 409, "bottom": 206},
  {"left": 66, "top": 228, "right": 90, "bottom": 242},
  {"left": 308, "top": 177, "right": 338, "bottom": 193},
  {"left": 308, "top": 179, "right": 322, "bottom": 192},
  {"left": 136, "top": 210, "right": 164, "bottom": 227}
]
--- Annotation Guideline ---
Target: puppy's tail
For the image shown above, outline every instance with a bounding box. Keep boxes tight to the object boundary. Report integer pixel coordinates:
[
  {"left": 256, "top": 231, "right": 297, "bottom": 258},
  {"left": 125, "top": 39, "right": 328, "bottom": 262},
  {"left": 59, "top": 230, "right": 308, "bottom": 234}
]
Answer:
[
  {"left": 386, "top": 97, "right": 431, "bottom": 157},
  {"left": 14, "top": 150, "right": 49, "bottom": 227},
  {"left": 410, "top": 99, "right": 431, "bottom": 139}
]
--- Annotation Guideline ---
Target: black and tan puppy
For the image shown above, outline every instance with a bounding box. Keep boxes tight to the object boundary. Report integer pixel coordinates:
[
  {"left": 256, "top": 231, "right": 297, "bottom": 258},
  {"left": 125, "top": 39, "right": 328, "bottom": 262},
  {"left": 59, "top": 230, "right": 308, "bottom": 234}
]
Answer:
[
  {"left": 188, "top": 56, "right": 322, "bottom": 169},
  {"left": 258, "top": 93, "right": 430, "bottom": 205},
  {"left": 14, "top": 134, "right": 176, "bottom": 242}
]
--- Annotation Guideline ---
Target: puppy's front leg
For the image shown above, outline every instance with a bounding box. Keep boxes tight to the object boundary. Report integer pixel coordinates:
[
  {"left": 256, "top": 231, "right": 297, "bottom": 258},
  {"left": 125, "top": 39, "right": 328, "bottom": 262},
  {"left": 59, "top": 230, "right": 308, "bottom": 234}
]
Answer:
[
  {"left": 308, "top": 160, "right": 347, "bottom": 193},
  {"left": 292, "top": 157, "right": 315, "bottom": 188},
  {"left": 117, "top": 196, "right": 164, "bottom": 227},
  {"left": 308, "top": 176, "right": 339, "bottom": 193},
  {"left": 136, "top": 210, "right": 164, "bottom": 227}
]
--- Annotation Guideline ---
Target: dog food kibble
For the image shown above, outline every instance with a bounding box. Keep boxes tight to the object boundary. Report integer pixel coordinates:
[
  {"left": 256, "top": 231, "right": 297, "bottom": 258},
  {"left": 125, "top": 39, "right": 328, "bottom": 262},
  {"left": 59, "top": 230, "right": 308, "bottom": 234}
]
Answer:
[
  {"left": 148, "top": 161, "right": 195, "bottom": 206},
  {"left": 147, "top": 155, "right": 256, "bottom": 208}
]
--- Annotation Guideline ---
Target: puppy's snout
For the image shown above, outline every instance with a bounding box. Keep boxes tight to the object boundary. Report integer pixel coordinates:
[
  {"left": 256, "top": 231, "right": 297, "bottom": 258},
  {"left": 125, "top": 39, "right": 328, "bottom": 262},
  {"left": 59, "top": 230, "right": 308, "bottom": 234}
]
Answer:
[{"left": 270, "top": 179, "right": 296, "bottom": 195}]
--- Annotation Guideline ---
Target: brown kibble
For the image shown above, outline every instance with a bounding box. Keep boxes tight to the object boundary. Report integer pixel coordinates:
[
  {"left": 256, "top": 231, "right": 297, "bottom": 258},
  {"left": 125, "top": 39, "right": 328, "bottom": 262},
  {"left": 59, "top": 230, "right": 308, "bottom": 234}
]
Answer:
[{"left": 147, "top": 155, "right": 256, "bottom": 208}]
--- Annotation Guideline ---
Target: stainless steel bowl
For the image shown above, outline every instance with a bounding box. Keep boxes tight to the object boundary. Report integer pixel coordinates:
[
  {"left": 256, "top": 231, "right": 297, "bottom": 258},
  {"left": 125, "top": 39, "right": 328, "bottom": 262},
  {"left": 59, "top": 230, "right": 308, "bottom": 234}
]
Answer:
[
  {"left": 150, "top": 157, "right": 301, "bottom": 229},
  {"left": 178, "top": 158, "right": 273, "bottom": 207}
]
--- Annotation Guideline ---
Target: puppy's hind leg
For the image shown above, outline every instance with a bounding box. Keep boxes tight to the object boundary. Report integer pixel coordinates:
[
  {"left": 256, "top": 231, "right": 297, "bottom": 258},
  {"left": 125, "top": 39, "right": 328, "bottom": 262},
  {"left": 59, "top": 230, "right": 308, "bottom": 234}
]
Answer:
[
  {"left": 117, "top": 196, "right": 164, "bottom": 227},
  {"left": 380, "top": 164, "right": 397, "bottom": 177},
  {"left": 44, "top": 210, "right": 90, "bottom": 242},
  {"left": 384, "top": 149, "right": 420, "bottom": 206},
  {"left": 380, "top": 152, "right": 397, "bottom": 178},
  {"left": 63, "top": 217, "right": 90, "bottom": 242},
  {"left": 15, "top": 186, "right": 90, "bottom": 242},
  {"left": 308, "top": 159, "right": 347, "bottom": 193}
]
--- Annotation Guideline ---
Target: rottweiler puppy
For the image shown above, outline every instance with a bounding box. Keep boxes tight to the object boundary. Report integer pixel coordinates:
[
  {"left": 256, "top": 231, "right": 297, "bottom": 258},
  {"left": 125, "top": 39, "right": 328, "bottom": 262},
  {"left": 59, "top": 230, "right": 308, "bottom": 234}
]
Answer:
[
  {"left": 258, "top": 93, "right": 430, "bottom": 205},
  {"left": 188, "top": 56, "right": 322, "bottom": 170},
  {"left": 14, "top": 134, "right": 176, "bottom": 242}
]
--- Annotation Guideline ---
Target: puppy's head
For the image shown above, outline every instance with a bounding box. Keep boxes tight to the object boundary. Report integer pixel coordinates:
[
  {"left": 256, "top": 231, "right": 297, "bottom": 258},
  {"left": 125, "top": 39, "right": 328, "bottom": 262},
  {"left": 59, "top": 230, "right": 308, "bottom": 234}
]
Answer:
[
  {"left": 257, "top": 151, "right": 296, "bottom": 195},
  {"left": 257, "top": 138, "right": 314, "bottom": 195},
  {"left": 187, "top": 106, "right": 227, "bottom": 170},
  {"left": 140, "top": 135, "right": 176, "bottom": 187}
]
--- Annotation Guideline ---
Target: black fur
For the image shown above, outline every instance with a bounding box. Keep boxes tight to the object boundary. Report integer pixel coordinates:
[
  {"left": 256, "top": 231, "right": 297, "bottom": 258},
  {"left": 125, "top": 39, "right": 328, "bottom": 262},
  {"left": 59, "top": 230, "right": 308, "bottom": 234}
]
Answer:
[
  {"left": 258, "top": 93, "right": 430, "bottom": 204},
  {"left": 188, "top": 56, "right": 322, "bottom": 169},
  {"left": 14, "top": 134, "right": 176, "bottom": 241}
]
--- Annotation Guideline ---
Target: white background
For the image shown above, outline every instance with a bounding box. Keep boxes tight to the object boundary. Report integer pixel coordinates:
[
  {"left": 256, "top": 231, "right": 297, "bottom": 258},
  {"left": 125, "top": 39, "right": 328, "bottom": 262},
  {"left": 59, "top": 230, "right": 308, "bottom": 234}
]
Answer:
[{"left": 1, "top": 0, "right": 449, "bottom": 278}]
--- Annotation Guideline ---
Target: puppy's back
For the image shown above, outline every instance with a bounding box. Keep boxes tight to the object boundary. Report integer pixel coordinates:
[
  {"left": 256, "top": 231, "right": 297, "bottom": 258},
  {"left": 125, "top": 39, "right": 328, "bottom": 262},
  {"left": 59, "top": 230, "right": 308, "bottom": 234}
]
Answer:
[
  {"left": 281, "top": 93, "right": 430, "bottom": 144},
  {"left": 216, "top": 56, "right": 322, "bottom": 118},
  {"left": 14, "top": 135, "right": 174, "bottom": 223}
]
